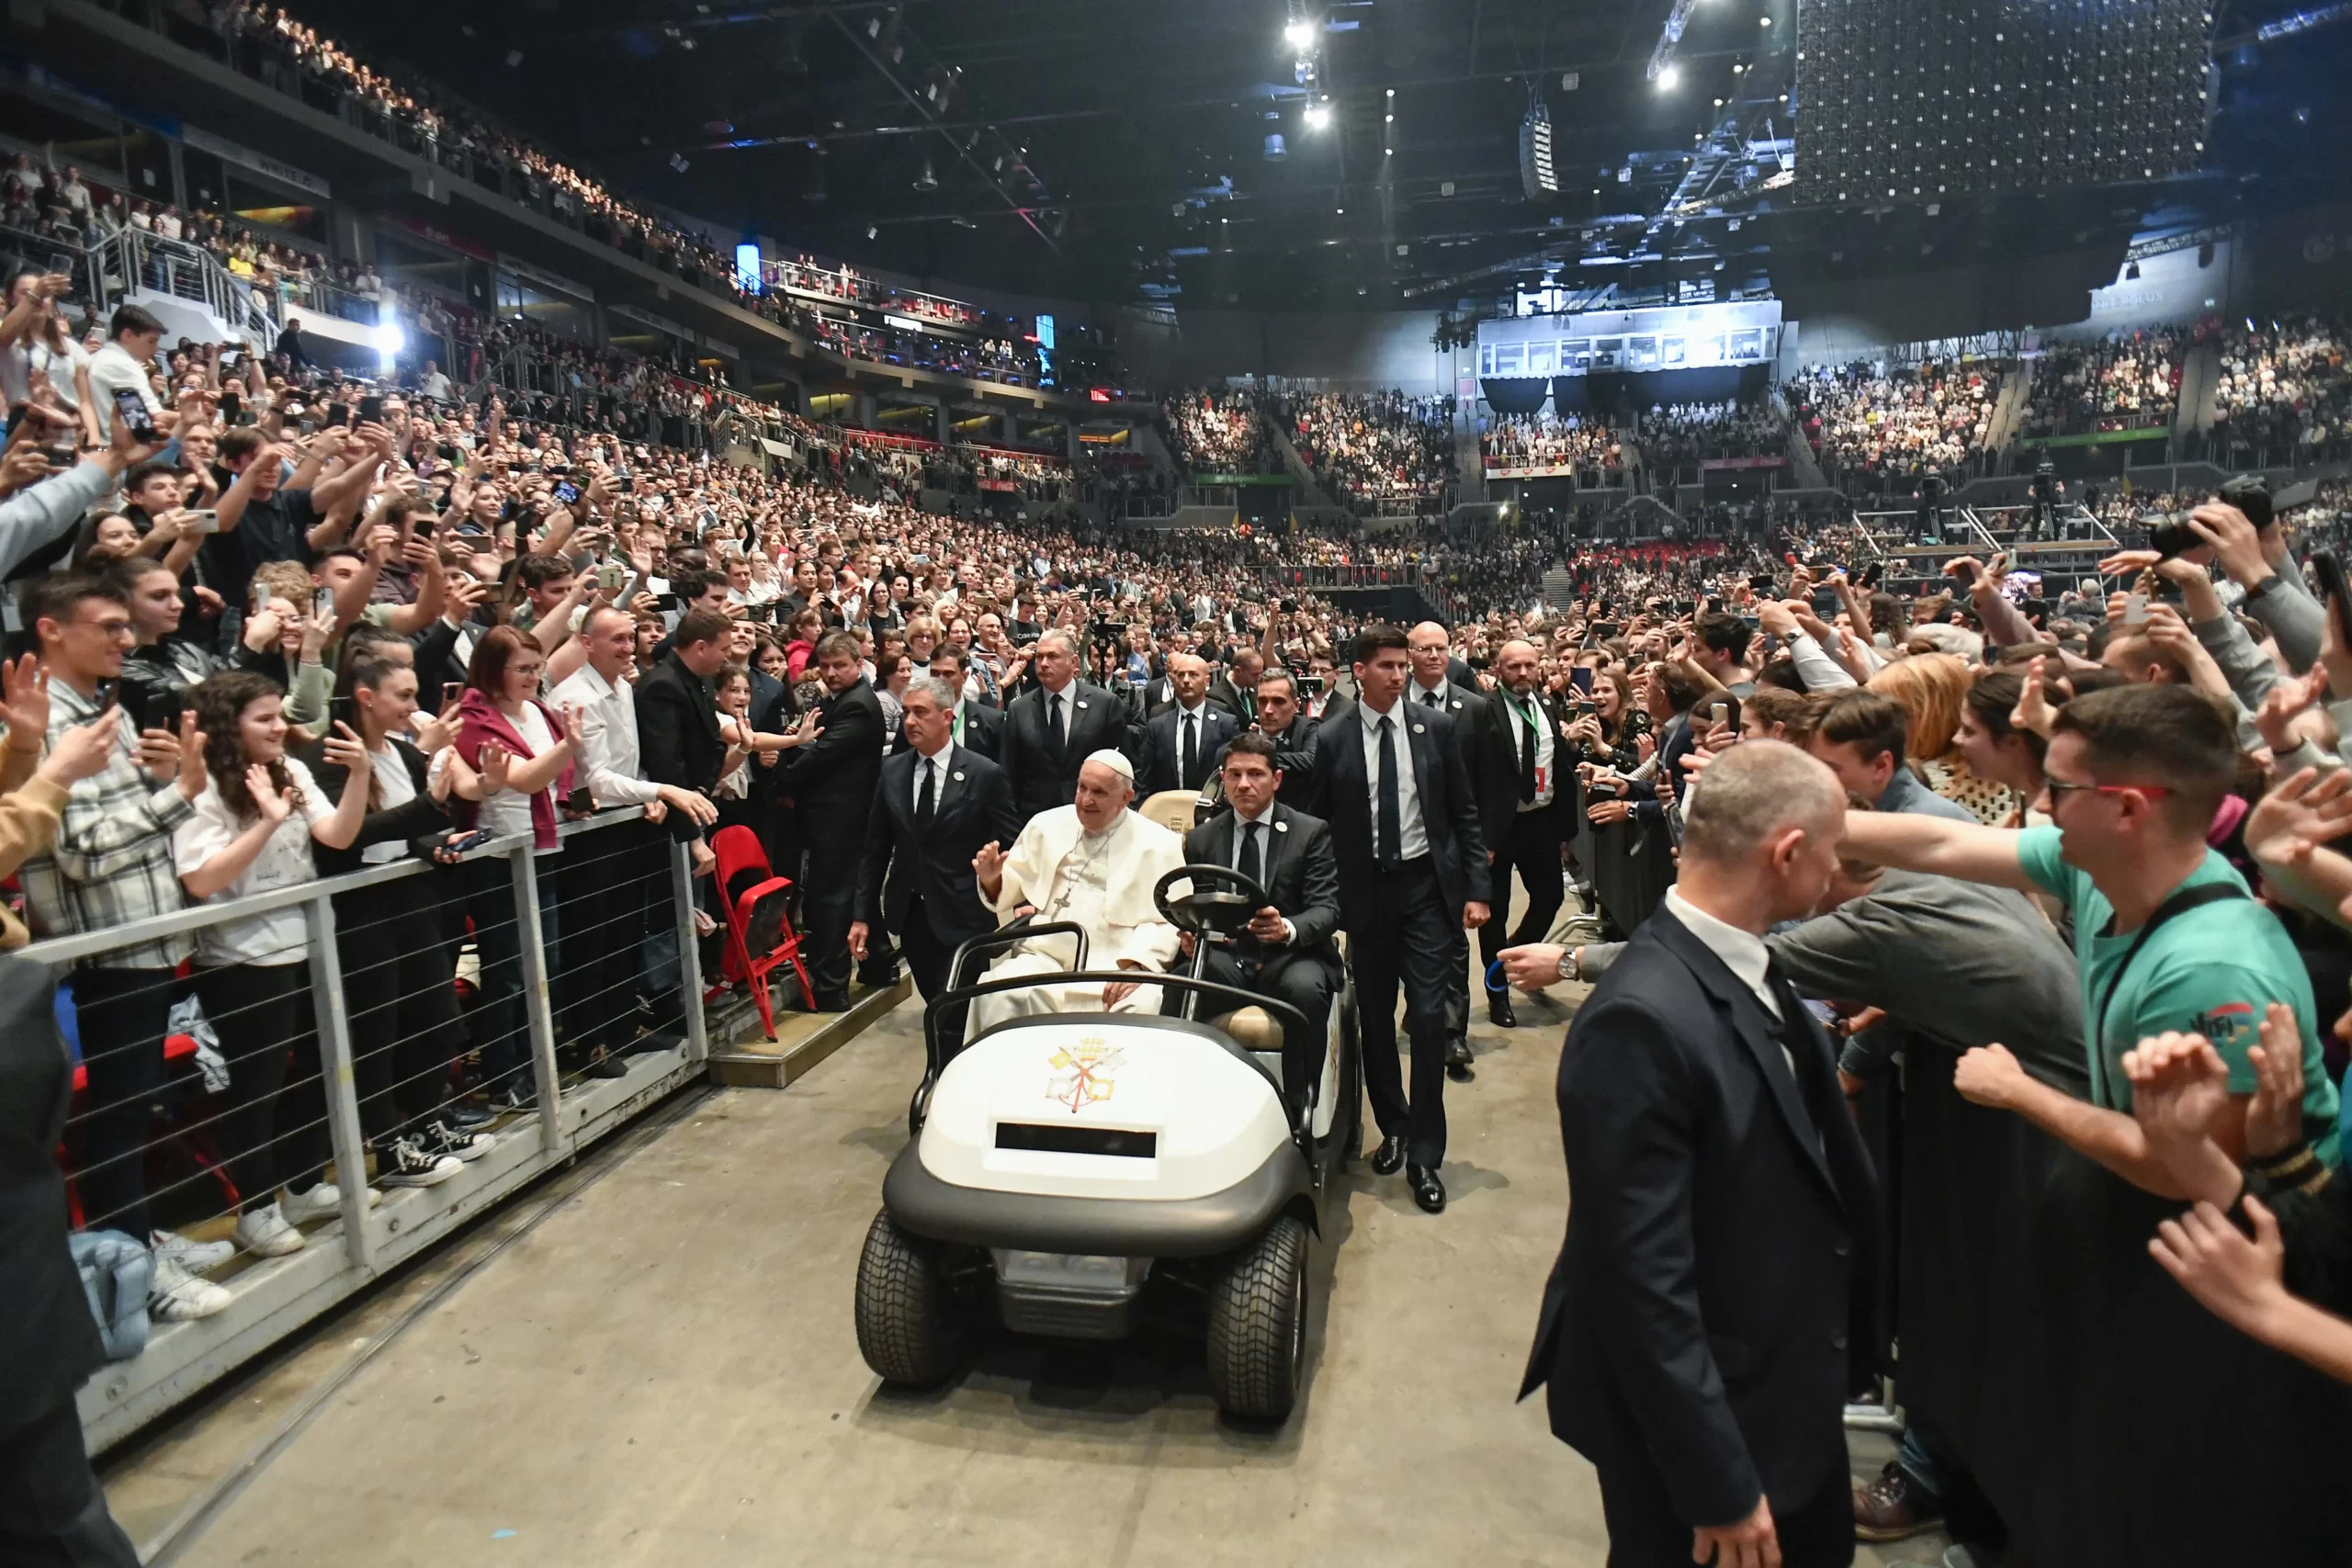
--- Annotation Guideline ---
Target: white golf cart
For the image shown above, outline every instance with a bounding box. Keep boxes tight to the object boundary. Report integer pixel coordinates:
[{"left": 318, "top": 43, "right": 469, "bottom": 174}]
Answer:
[{"left": 854, "top": 863, "right": 1359, "bottom": 1420}]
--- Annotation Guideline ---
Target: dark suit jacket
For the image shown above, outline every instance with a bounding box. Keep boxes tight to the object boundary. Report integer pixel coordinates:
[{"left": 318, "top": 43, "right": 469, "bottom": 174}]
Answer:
[
  {"left": 1404, "top": 681, "right": 1517, "bottom": 872},
  {"left": 748, "top": 667, "right": 790, "bottom": 735},
  {"left": 0, "top": 954, "right": 100, "bottom": 1437},
  {"left": 1000, "top": 679, "right": 1133, "bottom": 821},
  {"left": 1489, "top": 685, "right": 1580, "bottom": 830},
  {"left": 775, "top": 676, "right": 886, "bottom": 814},
  {"left": 1207, "top": 672, "right": 1257, "bottom": 728},
  {"left": 855, "top": 744, "right": 1022, "bottom": 945},
  {"left": 1307, "top": 698, "right": 1489, "bottom": 924},
  {"left": 635, "top": 652, "right": 727, "bottom": 795},
  {"left": 1182, "top": 805, "right": 1342, "bottom": 976},
  {"left": 296, "top": 734, "right": 455, "bottom": 874},
  {"left": 1520, "top": 908, "right": 1879, "bottom": 1532},
  {"left": 1139, "top": 703, "right": 1241, "bottom": 797},
  {"left": 1258, "top": 716, "right": 1323, "bottom": 814}
]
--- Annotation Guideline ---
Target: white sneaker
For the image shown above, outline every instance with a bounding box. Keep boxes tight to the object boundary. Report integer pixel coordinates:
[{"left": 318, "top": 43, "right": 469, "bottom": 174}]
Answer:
[
  {"left": 233, "top": 1202, "right": 306, "bottom": 1258},
  {"left": 149, "top": 1254, "right": 232, "bottom": 1321},
  {"left": 376, "top": 1135, "right": 462, "bottom": 1189},
  {"left": 279, "top": 1182, "right": 380, "bottom": 1225},
  {"left": 151, "top": 1227, "right": 233, "bottom": 1273}
]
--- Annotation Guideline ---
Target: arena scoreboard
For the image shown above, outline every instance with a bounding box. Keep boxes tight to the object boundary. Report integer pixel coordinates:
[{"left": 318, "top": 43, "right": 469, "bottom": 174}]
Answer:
[{"left": 1793, "top": 0, "right": 2213, "bottom": 206}]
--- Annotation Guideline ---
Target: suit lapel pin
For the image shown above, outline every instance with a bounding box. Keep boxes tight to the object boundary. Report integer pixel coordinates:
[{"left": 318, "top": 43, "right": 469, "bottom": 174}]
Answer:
[
  {"left": 1076, "top": 700, "right": 1089, "bottom": 709},
  {"left": 1273, "top": 819, "right": 1289, "bottom": 832},
  {"left": 1412, "top": 723, "right": 1426, "bottom": 735},
  {"left": 952, "top": 771, "right": 965, "bottom": 782}
]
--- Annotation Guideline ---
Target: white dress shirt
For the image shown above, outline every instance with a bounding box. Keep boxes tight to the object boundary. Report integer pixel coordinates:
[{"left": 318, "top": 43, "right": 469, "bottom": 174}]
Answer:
[
  {"left": 1354, "top": 697, "right": 1429, "bottom": 861},
  {"left": 1227, "top": 802, "right": 1293, "bottom": 944},
  {"left": 1663, "top": 886, "right": 1780, "bottom": 1021},
  {"left": 1498, "top": 687, "right": 1557, "bottom": 810},
  {"left": 1409, "top": 677, "right": 1452, "bottom": 713},
  {"left": 550, "top": 663, "right": 660, "bottom": 807},
  {"left": 908, "top": 742, "right": 951, "bottom": 813}
]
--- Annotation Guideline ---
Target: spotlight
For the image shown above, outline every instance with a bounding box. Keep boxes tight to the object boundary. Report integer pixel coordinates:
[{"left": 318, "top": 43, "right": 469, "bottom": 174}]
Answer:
[
  {"left": 1304, "top": 101, "right": 1332, "bottom": 130},
  {"left": 1657, "top": 65, "right": 1680, "bottom": 89},
  {"left": 866, "top": 225, "right": 878, "bottom": 240},
  {"left": 913, "top": 158, "right": 938, "bottom": 191},
  {"left": 669, "top": 152, "right": 691, "bottom": 173},
  {"left": 1284, "top": 17, "right": 1316, "bottom": 50}
]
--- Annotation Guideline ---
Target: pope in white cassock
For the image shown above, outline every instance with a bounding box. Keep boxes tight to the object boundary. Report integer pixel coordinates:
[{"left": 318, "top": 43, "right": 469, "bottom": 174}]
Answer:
[{"left": 967, "top": 750, "right": 1185, "bottom": 1032}]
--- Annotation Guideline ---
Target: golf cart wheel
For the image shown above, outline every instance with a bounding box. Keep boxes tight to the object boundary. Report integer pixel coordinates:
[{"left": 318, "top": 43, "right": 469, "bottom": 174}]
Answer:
[
  {"left": 854, "top": 1211, "right": 963, "bottom": 1386},
  {"left": 1204, "top": 1214, "right": 1310, "bottom": 1420}
]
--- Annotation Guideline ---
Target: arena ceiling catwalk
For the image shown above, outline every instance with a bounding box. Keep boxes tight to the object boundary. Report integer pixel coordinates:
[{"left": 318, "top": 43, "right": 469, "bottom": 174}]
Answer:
[{"left": 290, "top": 0, "right": 2351, "bottom": 308}]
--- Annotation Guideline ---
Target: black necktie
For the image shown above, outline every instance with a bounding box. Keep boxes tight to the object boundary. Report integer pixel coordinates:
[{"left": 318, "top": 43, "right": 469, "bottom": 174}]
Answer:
[
  {"left": 1376, "top": 716, "right": 1401, "bottom": 864},
  {"left": 1516, "top": 696, "right": 1538, "bottom": 803},
  {"left": 1045, "top": 691, "right": 1065, "bottom": 752},
  {"left": 1766, "top": 963, "right": 1833, "bottom": 1139},
  {"left": 915, "top": 758, "right": 935, "bottom": 828},
  {"left": 1182, "top": 711, "right": 1198, "bottom": 788},
  {"left": 1238, "top": 819, "right": 1263, "bottom": 889},
  {"left": 1421, "top": 689, "right": 1442, "bottom": 709}
]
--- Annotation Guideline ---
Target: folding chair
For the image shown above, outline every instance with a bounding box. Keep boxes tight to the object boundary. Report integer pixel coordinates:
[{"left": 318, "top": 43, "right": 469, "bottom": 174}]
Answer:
[{"left": 710, "top": 825, "right": 817, "bottom": 1041}]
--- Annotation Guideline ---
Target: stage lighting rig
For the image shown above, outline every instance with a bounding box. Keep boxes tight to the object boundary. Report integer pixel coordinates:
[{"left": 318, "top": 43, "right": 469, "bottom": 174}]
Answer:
[
  {"left": 1794, "top": 0, "right": 2212, "bottom": 206},
  {"left": 1520, "top": 100, "right": 1559, "bottom": 200}
]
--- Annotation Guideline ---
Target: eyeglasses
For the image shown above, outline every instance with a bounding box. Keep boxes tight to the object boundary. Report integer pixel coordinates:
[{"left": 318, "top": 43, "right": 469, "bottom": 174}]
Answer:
[
  {"left": 69, "top": 617, "right": 136, "bottom": 640},
  {"left": 2041, "top": 778, "right": 2171, "bottom": 804}
]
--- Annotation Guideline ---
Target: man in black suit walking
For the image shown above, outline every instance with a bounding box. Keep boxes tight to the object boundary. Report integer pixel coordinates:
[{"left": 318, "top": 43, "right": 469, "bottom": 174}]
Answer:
[
  {"left": 1171, "top": 733, "right": 1343, "bottom": 1077},
  {"left": 1000, "top": 627, "right": 1131, "bottom": 823},
  {"left": 1251, "top": 668, "right": 1323, "bottom": 814},
  {"left": 1519, "top": 740, "right": 1877, "bottom": 1568},
  {"left": 926, "top": 644, "right": 1004, "bottom": 758},
  {"left": 1405, "top": 621, "right": 1515, "bottom": 1080},
  {"left": 775, "top": 630, "right": 887, "bottom": 1010},
  {"left": 1478, "top": 639, "right": 1576, "bottom": 1030},
  {"left": 1138, "top": 652, "right": 1240, "bottom": 797},
  {"left": 852, "top": 674, "right": 1021, "bottom": 1043},
  {"left": 1310, "top": 624, "right": 1488, "bottom": 1213}
]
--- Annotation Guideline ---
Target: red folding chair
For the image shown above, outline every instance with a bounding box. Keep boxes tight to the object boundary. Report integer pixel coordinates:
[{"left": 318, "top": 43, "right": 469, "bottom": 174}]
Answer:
[{"left": 710, "top": 825, "right": 816, "bottom": 1041}]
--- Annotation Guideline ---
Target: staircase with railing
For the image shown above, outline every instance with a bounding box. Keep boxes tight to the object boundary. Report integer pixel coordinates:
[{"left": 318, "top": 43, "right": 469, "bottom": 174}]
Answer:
[{"left": 87, "top": 229, "right": 280, "bottom": 349}]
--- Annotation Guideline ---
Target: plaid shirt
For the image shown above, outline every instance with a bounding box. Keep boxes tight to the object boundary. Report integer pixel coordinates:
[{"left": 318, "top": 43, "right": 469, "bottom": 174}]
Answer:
[{"left": 15, "top": 679, "right": 196, "bottom": 971}]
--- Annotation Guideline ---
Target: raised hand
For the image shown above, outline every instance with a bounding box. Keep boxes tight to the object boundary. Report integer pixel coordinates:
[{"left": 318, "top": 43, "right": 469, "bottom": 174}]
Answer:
[
  {"left": 2253, "top": 667, "right": 2329, "bottom": 759},
  {"left": 973, "top": 840, "right": 1007, "bottom": 900},
  {"left": 250, "top": 764, "right": 294, "bottom": 824},
  {"left": 322, "top": 719, "right": 369, "bottom": 772},
  {"left": 2010, "top": 654, "right": 2060, "bottom": 739},
  {"left": 0, "top": 653, "right": 51, "bottom": 746},
  {"left": 2150, "top": 1197, "right": 2291, "bottom": 1338},
  {"left": 37, "top": 704, "right": 122, "bottom": 788},
  {"left": 2245, "top": 766, "right": 2352, "bottom": 870},
  {"left": 2245, "top": 1004, "right": 2310, "bottom": 1160},
  {"left": 479, "top": 741, "right": 512, "bottom": 795}
]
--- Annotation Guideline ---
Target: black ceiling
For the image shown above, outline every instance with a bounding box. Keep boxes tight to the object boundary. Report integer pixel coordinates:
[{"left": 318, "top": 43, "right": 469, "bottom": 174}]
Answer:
[
  {"left": 284, "top": 0, "right": 2351, "bottom": 312},
  {"left": 281, "top": 0, "right": 1825, "bottom": 307}
]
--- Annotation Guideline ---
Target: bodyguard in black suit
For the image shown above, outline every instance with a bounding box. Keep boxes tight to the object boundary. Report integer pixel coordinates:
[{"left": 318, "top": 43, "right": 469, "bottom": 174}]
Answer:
[
  {"left": 1477, "top": 640, "right": 1577, "bottom": 1028},
  {"left": 920, "top": 646, "right": 1004, "bottom": 761},
  {"left": 1250, "top": 668, "right": 1324, "bottom": 815},
  {"left": 1309, "top": 625, "right": 1488, "bottom": 1213},
  {"left": 775, "top": 630, "right": 888, "bottom": 1009},
  {"left": 1520, "top": 741, "right": 1876, "bottom": 1568},
  {"left": 1404, "top": 623, "right": 1516, "bottom": 1077},
  {"left": 634, "top": 608, "right": 732, "bottom": 826},
  {"left": 853, "top": 676, "right": 1022, "bottom": 1040},
  {"left": 1138, "top": 654, "right": 1240, "bottom": 797},
  {"left": 999, "top": 628, "right": 1133, "bottom": 823},
  {"left": 1173, "top": 733, "right": 1344, "bottom": 1075}
]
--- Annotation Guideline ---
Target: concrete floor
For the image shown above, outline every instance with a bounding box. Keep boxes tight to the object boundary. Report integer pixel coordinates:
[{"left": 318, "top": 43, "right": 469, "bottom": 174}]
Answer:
[{"left": 105, "top": 949, "right": 1950, "bottom": 1568}]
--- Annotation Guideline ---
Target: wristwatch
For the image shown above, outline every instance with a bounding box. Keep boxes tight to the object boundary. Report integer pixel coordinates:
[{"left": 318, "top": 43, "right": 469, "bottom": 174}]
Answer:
[{"left": 1556, "top": 947, "right": 1581, "bottom": 983}]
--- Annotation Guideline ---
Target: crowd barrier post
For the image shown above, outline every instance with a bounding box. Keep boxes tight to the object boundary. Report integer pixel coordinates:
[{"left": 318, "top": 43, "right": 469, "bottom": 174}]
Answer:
[
  {"left": 511, "top": 843, "right": 568, "bottom": 1156},
  {"left": 301, "top": 893, "right": 376, "bottom": 1272},
  {"left": 671, "top": 838, "right": 711, "bottom": 1066}
]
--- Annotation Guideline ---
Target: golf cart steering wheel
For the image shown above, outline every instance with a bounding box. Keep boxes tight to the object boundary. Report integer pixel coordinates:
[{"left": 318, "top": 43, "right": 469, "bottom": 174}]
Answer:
[{"left": 1153, "top": 863, "right": 1271, "bottom": 941}]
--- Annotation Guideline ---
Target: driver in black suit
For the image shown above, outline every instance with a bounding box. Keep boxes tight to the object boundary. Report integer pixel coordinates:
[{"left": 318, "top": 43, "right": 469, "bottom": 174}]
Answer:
[{"left": 1168, "top": 733, "right": 1343, "bottom": 1075}]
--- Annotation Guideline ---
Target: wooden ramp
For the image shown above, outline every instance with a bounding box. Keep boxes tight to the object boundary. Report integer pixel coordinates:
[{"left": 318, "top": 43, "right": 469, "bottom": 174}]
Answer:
[{"left": 704, "top": 975, "right": 913, "bottom": 1089}]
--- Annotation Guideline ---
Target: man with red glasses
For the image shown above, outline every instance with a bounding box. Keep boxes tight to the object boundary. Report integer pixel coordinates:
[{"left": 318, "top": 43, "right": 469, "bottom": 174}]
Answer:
[{"left": 1838, "top": 682, "right": 2337, "bottom": 1191}]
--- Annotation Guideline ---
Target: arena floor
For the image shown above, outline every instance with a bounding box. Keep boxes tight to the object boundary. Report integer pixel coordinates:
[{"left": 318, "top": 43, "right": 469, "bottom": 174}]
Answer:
[{"left": 101, "top": 953, "right": 1944, "bottom": 1568}]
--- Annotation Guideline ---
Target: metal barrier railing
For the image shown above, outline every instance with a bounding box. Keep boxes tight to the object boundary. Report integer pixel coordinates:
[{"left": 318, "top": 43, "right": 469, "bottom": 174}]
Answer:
[{"left": 52, "top": 807, "right": 705, "bottom": 1455}]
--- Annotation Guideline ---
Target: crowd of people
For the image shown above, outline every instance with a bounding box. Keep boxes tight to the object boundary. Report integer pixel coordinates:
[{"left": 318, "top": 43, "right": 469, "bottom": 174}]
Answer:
[
  {"left": 1161, "top": 387, "right": 1276, "bottom": 474},
  {"left": 2020, "top": 326, "right": 2191, "bottom": 437},
  {"left": 1793, "top": 357, "right": 2004, "bottom": 479},
  {"left": 1637, "top": 397, "right": 1788, "bottom": 468},
  {"left": 2208, "top": 314, "right": 2352, "bottom": 457},
  {"left": 1479, "top": 412, "right": 1624, "bottom": 477},
  {"left": 1281, "top": 390, "right": 1456, "bottom": 510}
]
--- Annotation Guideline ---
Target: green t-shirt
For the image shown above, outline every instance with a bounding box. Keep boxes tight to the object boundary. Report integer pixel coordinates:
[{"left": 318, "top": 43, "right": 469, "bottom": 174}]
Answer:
[{"left": 2016, "top": 825, "right": 2338, "bottom": 1163}]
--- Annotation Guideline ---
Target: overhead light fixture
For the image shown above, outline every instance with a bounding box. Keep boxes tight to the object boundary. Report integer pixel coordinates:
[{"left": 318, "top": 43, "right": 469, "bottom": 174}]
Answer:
[
  {"left": 913, "top": 158, "right": 938, "bottom": 191},
  {"left": 1304, "top": 101, "right": 1332, "bottom": 130},
  {"left": 669, "top": 152, "right": 691, "bottom": 173},
  {"left": 1284, "top": 17, "right": 1316, "bottom": 50},
  {"left": 1657, "top": 65, "right": 1680, "bottom": 89},
  {"left": 866, "top": 224, "right": 878, "bottom": 240}
]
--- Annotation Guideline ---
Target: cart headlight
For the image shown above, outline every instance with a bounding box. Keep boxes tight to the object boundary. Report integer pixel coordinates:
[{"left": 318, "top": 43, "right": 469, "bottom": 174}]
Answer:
[{"left": 993, "top": 1250, "right": 1151, "bottom": 1291}]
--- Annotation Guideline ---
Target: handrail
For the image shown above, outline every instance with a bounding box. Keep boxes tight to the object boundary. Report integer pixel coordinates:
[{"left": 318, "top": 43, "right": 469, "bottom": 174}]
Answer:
[
  {"left": 87, "top": 227, "right": 279, "bottom": 350},
  {"left": 16, "top": 807, "right": 644, "bottom": 971}
]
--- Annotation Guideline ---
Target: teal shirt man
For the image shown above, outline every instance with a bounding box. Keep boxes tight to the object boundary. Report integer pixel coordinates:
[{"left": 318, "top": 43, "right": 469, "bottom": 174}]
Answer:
[{"left": 2016, "top": 824, "right": 2339, "bottom": 1164}]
